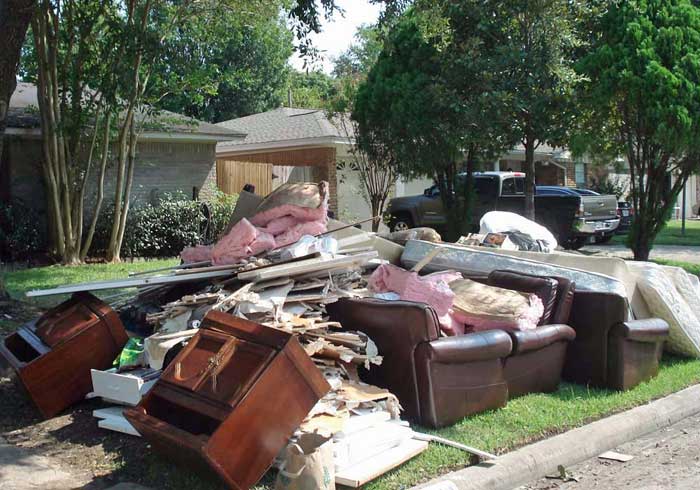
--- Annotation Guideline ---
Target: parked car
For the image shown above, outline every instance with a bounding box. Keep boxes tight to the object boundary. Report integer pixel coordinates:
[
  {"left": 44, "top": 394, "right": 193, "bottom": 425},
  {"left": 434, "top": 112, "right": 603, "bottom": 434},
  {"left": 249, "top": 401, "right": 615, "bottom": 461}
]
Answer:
[
  {"left": 386, "top": 172, "right": 620, "bottom": 250},
  {"left": 616, "top": 201, "right": 634, "bottom": 235},
  {"left": 536, "top": 187, "right": 621, "bottom": 244}
]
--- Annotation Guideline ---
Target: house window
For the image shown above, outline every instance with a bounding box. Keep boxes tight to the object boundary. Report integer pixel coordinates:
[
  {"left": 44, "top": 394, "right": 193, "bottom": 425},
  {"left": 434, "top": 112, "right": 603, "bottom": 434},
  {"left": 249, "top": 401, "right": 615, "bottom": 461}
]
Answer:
[{"left": 575, "top": 162, "right": 586, "bottom": 187}]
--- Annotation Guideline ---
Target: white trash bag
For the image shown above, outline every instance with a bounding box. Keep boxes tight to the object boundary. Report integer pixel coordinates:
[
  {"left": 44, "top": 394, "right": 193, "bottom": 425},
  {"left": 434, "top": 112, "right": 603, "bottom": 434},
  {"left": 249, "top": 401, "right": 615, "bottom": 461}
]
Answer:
[{"left": 479, "top": 211, "right": 558, "bottom": 252}]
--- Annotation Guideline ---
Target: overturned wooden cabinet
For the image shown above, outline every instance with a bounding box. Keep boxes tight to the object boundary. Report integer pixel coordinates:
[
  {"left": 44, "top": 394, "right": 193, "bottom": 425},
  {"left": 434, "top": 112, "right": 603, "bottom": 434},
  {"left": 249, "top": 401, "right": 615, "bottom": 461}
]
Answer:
[
  {"left": 0, "top": 292, "right": 129, "bottom": 418},
  {"left": 125, "top": 311, "right": 330, "bottom": 490}
]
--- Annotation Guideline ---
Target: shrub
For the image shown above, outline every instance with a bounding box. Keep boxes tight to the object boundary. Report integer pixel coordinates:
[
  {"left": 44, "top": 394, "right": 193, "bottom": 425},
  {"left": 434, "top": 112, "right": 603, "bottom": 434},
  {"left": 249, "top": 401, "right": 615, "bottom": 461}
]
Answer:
[
  {"left": 91, "top": 191, "right": 238, "bottom": 258},
  {"left": 207, "top": 190, "right": 239, "bottom": 240},
  {"left": 589, "top": 175, "right": 629, "bottom": 199},
  {"left": 0, "top": 201, "right": 43, "bottom": 262}
]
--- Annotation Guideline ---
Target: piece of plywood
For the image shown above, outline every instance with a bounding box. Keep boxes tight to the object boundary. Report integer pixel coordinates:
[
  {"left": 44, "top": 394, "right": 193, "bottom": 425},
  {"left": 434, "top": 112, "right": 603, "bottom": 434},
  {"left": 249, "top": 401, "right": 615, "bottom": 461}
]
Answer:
[
  {"left": 94, "top": 407, "right": 140, "bottom": 437},
  {"left": 237, "top": 252, "right": 378, "bottom": 283},
  {"left": 335, "top": 439, "right": 428, "bottom": 487},
  {"left": 26, "top": 269, "right": 237, "bottom": 297},
  {"left": 598, "top": 451, "right": 634, "bottom": 462},
  {"left": 327, "top": 219, "right": 404, "bottom": 264}
]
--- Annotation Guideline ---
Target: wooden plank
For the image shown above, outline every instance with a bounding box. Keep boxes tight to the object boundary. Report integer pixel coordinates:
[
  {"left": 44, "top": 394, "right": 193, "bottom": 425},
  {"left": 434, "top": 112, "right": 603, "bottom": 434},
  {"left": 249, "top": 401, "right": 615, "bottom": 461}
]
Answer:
[
  {"left": 26, "top": 269, "right": 237, "bottom": 297},
  {"left": 128, "top": 261, "right": 210, "bottom": 277},
  {"left": 237, "top": 252, "right": 378, "bottom": 283},
  {"left": 412, "top": 432, "right": 498, "bottom": 460},
  {"left": 335, "top": 439, "right": 429, "bottom": 487}
]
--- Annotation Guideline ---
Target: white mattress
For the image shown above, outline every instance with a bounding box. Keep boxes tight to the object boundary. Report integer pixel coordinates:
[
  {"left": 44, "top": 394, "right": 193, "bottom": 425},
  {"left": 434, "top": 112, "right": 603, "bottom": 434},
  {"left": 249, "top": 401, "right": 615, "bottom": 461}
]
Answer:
[{"left": 627, "top": 262, "right": 700, "bottom": 358}]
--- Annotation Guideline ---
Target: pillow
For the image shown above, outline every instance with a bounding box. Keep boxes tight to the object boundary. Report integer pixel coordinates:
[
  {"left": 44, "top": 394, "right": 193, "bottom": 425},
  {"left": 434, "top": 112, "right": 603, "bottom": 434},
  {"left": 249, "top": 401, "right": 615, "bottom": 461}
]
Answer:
[{"left": 449, "top": 279, "right": 544, "bottom": 331}]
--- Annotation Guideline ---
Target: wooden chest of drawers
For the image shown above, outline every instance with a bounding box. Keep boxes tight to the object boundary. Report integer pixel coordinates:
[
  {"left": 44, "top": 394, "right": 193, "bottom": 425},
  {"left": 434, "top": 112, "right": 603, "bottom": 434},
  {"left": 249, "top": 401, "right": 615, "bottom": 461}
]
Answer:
[
  {"left": 0, "top": 292, "right": 129, "bottom": 418},
  {"left": 125, "top": 310, "right": 330, "bottom": 490}
]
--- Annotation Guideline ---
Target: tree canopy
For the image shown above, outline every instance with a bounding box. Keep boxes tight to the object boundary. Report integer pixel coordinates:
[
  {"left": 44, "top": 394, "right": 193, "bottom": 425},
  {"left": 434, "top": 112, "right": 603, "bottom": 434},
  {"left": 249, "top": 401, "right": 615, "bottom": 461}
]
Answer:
[
  {"left": 442, "top": 0, "right": 583, "bottom": 220},
  {"left": 147, "top": 10, "right": 293, "bottom": 122},
  {"left": 577, "top": 0, "right": 700, "bottom": 260}
]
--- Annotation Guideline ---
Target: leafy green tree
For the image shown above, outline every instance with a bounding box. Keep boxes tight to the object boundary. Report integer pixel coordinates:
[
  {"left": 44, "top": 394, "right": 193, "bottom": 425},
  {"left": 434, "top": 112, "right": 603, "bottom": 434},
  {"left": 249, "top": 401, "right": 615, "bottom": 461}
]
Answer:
[
  {"left": 577, "top": 0, "right": 700, "bottom": 261},
  {"left": 354, "top": 5, "right": 525, "bottom": 239},
  {"left": 283, "top": 69, "right": 338, "bottom": 109},
  {"left": 329, "top": 24, "right": 397, "bottom": 232},
  {"left": 354, "top": 13, "right": 470, "bottom": 238},
  {"left": 447, "top": 0, "right": 583, "bottom": 220},
  {"left": 332, "top": 24, "right": 384, "bottom": 81},
  {"left": 147, "top": 12, "right": 293, "bottom": 122}
]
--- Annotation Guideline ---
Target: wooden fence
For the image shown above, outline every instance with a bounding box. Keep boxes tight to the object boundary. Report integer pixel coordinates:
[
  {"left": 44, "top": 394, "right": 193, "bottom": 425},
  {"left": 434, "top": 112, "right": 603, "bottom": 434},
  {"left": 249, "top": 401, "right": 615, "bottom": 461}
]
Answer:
[{"left": 216, "top": 160, "right": 273, "bottom": 196}]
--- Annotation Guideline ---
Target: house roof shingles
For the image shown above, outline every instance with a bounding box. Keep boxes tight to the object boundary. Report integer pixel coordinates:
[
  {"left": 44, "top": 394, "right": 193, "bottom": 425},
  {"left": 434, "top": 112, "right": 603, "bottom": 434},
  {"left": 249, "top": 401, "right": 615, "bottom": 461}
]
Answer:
[
  {"left": 6, "top": 82, "right": 244, "bottom": 140},
  {"left": 216, "top": 108, "right": 352, "bottom": 150}
]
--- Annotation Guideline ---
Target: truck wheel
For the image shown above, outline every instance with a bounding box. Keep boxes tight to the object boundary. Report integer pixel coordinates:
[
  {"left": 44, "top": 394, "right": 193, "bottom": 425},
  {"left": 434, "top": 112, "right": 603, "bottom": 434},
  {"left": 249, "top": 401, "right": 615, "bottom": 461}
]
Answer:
[
  {"left": 562, "top": 237, "right": 587, "bottom": 250},
  {"left": 389, "top": 214, "right": 414, "bottom": 232},
  {"left": 594, "top": 235, "right": 614, "bottom": 244}
]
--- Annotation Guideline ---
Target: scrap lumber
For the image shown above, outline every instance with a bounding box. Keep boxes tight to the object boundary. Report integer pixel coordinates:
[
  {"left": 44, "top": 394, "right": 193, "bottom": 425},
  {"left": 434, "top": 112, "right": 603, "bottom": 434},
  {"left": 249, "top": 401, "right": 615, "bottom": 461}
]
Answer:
[
  {"left": 412, "top": 432, "right": 498, "bottom": 460},
  {"left": 335, "top": 439, "right": 429, "bottom": 488},
  {"left": 26, "top": 269, "right": 237, "bottom": 297},
  {"left": 129, "top": 260, "right": 211, "bottom": 277},
  {"left": 237, "top": 252, "right": 378, "bottom": 283}
]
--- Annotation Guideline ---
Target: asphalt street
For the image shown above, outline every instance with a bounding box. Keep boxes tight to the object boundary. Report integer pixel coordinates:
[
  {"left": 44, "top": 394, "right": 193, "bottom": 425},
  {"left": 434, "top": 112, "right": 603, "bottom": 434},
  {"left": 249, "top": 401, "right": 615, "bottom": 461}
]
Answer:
[{"left": 518, "top": 413, "right": 700, "bottom": 490}]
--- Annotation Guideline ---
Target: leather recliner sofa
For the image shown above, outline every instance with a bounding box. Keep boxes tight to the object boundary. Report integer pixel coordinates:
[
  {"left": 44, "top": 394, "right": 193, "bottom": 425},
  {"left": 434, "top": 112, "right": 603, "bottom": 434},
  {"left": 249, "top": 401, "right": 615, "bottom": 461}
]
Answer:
[
  {"left": 327, "top": 298, "right": 513, "bottom": 428},
  {"left": 563, "top": 291, "right": 669, "bottom": 390},
  {"left": 327, "top": 271, "right": 577, "bottom": 428},
  {"left": 486, "top": 270, "right": 576, "bottom": 397}
]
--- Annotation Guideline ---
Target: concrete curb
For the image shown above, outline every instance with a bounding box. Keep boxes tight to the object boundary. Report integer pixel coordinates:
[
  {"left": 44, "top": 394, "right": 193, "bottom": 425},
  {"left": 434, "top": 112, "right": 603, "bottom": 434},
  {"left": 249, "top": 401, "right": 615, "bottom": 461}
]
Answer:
[{"left": 412, "top": 383, "right": 700, "bottom": 490}]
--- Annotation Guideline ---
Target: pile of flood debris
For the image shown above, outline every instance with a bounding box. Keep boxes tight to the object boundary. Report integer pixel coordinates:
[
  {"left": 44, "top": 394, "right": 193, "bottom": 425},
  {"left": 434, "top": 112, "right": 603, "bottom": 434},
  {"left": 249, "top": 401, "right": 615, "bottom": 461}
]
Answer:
[{"left": 3, "top": 182, "right": 492, "bottom": 490}]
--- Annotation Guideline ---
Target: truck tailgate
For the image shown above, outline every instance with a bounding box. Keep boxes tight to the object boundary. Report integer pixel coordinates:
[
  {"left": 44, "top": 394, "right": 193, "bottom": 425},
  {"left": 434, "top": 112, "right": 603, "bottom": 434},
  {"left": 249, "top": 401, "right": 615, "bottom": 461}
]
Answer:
[{"left": 582, "top": 194, "right": 618, "bottom": 220}]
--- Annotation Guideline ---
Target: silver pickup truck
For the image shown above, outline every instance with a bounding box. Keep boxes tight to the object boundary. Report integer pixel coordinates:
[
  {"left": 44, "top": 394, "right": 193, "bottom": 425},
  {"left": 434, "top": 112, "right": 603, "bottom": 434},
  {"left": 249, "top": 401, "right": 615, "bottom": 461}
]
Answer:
[
  {"left": 386, "top": 172, "right": 619, "bottom": 249},
  {"left": 536, "top": 186, "right": 620, "bottom": 244}
]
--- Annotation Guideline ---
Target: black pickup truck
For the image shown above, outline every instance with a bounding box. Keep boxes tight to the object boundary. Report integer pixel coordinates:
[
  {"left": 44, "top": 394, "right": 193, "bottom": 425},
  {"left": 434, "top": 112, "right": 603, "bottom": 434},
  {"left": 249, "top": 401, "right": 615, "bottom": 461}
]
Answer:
[{"left": 386, "top": 172, "right": 619, "bottom": 249}]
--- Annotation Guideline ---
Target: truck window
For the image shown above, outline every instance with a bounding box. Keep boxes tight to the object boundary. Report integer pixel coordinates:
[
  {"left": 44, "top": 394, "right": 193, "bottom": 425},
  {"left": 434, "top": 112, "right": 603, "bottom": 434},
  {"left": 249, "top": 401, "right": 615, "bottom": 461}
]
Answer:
[
  {"left": 515, "top": 177, "right": 525, "bottom": 194},
  {"left": 502, "top": 178, "right": 516, "bottom": 195},
  {"left": 475, "top": 177, "right": 498, "bottom": 197}
]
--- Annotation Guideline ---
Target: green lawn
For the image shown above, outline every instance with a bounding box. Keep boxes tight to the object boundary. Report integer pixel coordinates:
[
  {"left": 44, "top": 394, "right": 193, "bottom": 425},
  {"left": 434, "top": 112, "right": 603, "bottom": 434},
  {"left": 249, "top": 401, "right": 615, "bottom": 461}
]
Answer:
[
  {"left": 613, "top": 219, "right": 700, "bottom": 247},
  {"left": 1, "top": 258, "right": 179, "bottom": 309},
  {"left": 2, "top": 258, "right": 700, "bottom": 490},
  {"left": 364, "top": 356, "right": 700, "bottom": 490},
  {"left": 652, "top": 258, "right": 700, "bottom": 277}
]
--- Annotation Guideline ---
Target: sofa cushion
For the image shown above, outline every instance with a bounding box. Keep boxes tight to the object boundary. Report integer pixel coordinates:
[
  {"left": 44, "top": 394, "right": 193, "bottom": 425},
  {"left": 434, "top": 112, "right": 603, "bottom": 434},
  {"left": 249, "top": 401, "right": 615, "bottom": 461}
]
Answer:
[{"left": 488, "top": 270, "right": 559, "bottom": 325}]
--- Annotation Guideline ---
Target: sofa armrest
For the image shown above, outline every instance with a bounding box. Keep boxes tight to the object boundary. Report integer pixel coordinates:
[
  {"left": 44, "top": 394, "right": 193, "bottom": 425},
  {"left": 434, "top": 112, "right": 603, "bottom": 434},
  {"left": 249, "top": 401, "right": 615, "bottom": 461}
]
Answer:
[
  {"left": 510, "top": 325, "right": 576, "bottom": 355},
  {"left": 610, "top": 319, "right": 669, "bottom": 343},
  {"left": 424, "top": 330, "right": 512, "bottom": 364}
]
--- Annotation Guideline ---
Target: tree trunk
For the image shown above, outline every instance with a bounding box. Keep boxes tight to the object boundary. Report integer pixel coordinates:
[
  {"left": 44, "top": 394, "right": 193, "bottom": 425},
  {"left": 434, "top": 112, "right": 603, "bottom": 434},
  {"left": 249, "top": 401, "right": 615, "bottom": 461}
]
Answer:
[
  {"left": 0, "top": 277, "right": 8, "bottom": 300},
  {"left": 523, "top": 137, "right": 536, "bottom": 221},
  {"left": 0, "top": 0, "right": 37, "bottom": 168},
  {"left": 630, "top": 214, "right": 652, "bottom": 261},
  {"left": 461, "top": 146, "right": 476, "bottom": 236},
  {"left": 370, "top": 198, "right": 381, "bottom": 232}
]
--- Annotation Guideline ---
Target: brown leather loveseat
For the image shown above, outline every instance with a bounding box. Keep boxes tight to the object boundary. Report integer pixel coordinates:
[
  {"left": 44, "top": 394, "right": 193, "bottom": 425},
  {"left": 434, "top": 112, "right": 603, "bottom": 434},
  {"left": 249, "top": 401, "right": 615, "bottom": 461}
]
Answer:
[{"left": 327, "top": 270, "right": 577, "bottom": 428}]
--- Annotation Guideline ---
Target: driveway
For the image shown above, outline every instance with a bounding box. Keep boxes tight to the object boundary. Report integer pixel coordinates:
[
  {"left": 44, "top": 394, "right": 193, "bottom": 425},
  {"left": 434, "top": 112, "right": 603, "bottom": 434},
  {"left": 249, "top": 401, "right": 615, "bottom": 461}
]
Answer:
[{"left": 581, "top": 244, "right": 700, "bottom": 265}]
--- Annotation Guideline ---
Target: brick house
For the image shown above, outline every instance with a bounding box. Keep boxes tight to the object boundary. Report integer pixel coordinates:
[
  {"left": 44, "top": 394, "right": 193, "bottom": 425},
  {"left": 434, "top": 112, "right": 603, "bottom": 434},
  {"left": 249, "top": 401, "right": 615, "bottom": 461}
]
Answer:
[
  {"left": 1, "top": 83, "right": 245, "bottom": 219},
  {"left": 491, "top": 145, "right": 590, "bottom": 188}
]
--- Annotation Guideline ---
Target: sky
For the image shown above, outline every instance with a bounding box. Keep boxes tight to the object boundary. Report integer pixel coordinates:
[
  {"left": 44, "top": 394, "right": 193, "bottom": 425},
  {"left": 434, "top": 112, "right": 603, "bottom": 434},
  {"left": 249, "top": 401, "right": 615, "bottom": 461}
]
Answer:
[{"left": 290, "top": 0, "right": 382, "bottom": 74}]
